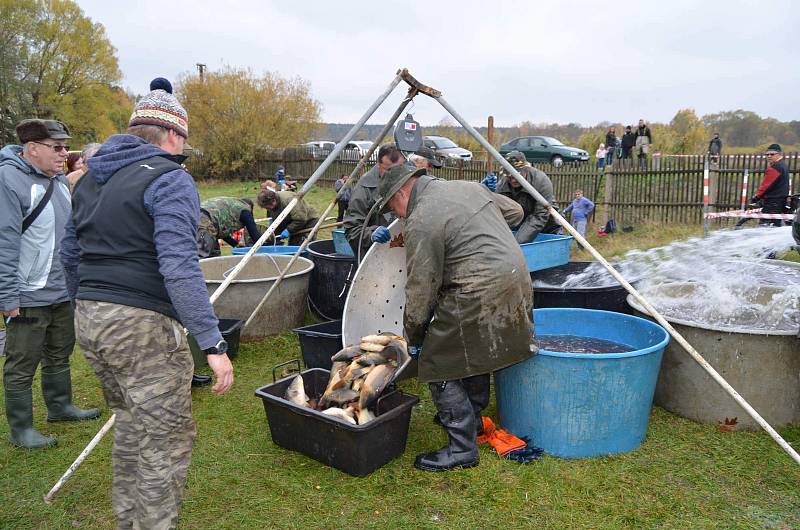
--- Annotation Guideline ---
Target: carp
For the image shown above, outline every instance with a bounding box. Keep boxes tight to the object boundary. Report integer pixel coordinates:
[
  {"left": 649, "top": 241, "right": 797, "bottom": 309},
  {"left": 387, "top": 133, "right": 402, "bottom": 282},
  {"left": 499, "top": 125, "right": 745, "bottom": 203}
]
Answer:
[
  {"left": 357, "top": 407, "right": 376, "bottom": 425},
  {"left": 284, "top": 374, "right": 309, "bottom": 407},
  {"left": 321, "top": 407, "right": 357, "bottom": 425},
  {"left": 356, "top": 352, "right": 390, "bottom": 366},
  {"left": 358, "top": 363, "right": 394, "bottom": 410},
  {"left": 331, "top": 345, "right": 362, "bottom": 362}
]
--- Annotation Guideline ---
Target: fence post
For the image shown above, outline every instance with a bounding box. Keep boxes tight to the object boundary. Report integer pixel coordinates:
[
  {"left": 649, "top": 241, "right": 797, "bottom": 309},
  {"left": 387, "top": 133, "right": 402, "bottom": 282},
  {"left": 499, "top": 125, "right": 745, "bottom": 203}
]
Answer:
[
  {"left": 603, "top": 164, "right": 614, "bottom": 226},
  {"left": 708, "top": 156, "right": 720, "bottom": 213}
]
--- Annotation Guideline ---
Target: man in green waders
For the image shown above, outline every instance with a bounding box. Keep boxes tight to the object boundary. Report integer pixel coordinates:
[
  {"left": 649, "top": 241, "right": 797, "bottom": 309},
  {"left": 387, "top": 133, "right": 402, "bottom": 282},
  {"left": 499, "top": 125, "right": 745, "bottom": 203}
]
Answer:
[{"left": 376, "top": 165, "right": 535, "bottom": 471}]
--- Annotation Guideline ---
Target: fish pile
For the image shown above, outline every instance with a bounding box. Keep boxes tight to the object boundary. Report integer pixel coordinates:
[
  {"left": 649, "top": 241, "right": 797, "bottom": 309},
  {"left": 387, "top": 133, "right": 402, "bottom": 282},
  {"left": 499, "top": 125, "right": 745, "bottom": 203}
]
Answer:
[{"left": 284, "top": 334, "right": 408, "bottom": 425}]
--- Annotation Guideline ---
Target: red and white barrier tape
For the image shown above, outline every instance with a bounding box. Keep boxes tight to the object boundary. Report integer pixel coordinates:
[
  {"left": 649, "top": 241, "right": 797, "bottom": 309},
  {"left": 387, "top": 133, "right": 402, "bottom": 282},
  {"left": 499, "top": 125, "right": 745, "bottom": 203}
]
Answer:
[{"left": 704, "top": 208, "right": 795, "bottom": 220}]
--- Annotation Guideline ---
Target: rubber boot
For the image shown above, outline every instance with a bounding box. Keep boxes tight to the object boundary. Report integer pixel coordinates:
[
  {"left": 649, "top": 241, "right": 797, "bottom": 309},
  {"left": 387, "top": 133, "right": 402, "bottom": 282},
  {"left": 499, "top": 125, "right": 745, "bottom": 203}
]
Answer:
[
  {"left": 414, "top": 381, "right": 479, "bottom": 472},
  {"left": 433, "top": 374, "right": 490, "bottom": 433},
  {"left": 5, "top": 388, "right": 56, "bottom": 448},
  {"left": 462, "top": 374, "right": 491, "bottom": 435},
  {"left": 42, "top": 369, "right": 101, "bottom": 422}
]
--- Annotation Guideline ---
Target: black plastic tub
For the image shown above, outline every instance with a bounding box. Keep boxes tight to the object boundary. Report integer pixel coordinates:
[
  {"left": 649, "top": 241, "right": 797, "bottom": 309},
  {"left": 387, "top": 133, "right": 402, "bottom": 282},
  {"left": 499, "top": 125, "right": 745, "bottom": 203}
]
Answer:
[
  {"left": 255, "top": 367, "right": 419, "bottom": 477},
  {"left": 306, "top": 240, "right": 356, "bottom": 320},
  {"left": 189, "top": 319, "right": 244, "bottom": 366},
  {"left": 531, "top": 261, "right": 635, "bottom": 314},
  {"left": 293, "top": 320, "right": 341, "bottom": 369}
]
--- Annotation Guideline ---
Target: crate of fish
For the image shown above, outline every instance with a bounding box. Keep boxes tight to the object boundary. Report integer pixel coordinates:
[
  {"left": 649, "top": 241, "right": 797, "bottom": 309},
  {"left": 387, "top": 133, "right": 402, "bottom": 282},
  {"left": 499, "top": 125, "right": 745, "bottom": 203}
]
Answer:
[{"left": 254, "top": 336, "right": 418, "bottom": 477}]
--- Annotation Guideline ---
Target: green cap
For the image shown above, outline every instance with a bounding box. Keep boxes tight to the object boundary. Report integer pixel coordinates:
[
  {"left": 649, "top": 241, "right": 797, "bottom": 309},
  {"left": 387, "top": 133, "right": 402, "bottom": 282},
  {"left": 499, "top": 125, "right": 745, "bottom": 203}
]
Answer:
[{"left": 377, "top": 164, "right": 426, "bottom": 213}]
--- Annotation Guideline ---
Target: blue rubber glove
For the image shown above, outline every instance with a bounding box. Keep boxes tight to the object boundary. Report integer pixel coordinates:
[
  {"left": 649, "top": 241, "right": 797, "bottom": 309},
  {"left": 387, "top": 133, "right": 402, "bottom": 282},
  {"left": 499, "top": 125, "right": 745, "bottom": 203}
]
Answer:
[
  {"left": 408, "top": 345, "right": 422, "bottom": 360},
  {"left": 280, "top": 229, "right": 290, "bottom": 240},
  {"left": 371, "top": 226, "right": 391, "bottom": 244},
  {"left": 505, "top": 437, "right": 544, "bottom": 464},
  {"left": 480, "top": 173, "right": 497, "bottom": 192}
]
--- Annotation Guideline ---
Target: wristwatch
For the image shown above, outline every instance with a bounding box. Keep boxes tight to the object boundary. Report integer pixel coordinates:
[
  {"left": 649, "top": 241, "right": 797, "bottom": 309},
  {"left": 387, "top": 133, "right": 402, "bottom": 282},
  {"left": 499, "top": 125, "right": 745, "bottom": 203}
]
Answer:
[{"left": 203, "top": 339, "right": 228, "bottom": 355}]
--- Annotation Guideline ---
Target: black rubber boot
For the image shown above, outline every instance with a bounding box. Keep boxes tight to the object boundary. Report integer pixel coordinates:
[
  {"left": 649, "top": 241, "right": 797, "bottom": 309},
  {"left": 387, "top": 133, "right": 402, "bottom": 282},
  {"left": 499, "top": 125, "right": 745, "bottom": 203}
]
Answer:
[
  {"left": 433, "top": 374, "right": 490, "bottom": 433},
  {"left": 462, "top": 374, "right": 490, "bottom": 434},
  {"left": 415, "top": 381, "right": 479, "bottom": 472},
  {"left": 42, "top": 369, "right": 101, "bottom": 422},
  {"left": 5, "top": 388, "right": 56, "bottom": 448},
  {"left": 191, "top": 374, "right": 212, "bottom": 387}
]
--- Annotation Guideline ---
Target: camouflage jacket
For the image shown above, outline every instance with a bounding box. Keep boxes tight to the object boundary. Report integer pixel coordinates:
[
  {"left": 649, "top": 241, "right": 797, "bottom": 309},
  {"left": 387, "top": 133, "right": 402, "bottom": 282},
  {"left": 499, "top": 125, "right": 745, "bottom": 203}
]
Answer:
[
  {"left": 343, "top": 164, "right": 395, "bottom": 256},
  {"left": 200, "top": 197, "right": 249, "bottom": 238}
]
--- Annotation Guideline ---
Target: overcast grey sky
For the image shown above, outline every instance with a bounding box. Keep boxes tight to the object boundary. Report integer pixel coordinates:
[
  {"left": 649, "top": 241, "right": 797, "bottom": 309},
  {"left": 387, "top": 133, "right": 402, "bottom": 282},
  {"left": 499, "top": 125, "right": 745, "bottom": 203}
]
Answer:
[{"left": 76, "top": 0, "right": 799, "bottom": 127}]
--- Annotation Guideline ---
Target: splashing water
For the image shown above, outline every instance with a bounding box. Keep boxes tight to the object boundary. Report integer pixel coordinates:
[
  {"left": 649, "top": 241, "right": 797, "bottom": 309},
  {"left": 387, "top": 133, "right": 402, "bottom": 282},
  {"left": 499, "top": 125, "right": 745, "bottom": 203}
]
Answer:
[{"left": 538, "top": 226, "right": 800, "bottom": 332}]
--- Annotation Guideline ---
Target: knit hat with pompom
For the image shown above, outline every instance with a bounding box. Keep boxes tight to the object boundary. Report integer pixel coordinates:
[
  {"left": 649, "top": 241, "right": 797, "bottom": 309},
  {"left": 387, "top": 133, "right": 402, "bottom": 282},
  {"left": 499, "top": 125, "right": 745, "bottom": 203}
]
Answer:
[{"left": 129, "top": 78, "right": 188, "bottom": 138}]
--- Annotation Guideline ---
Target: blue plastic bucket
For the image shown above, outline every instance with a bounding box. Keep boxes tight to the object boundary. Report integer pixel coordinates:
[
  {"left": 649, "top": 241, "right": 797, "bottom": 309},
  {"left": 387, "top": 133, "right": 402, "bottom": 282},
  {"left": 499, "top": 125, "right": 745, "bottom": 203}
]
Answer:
[
  {"left": 332, "top": 229, "right": 354, "bottom": 256},
  {"left": 232, "top": 245, "right": 308, "bottom": 257},
  {"left": 495, "top": 308, "right": 669, "bottom": 458},
  {"left": 519, "top": 233, "right": 574, "bottom": 272}
]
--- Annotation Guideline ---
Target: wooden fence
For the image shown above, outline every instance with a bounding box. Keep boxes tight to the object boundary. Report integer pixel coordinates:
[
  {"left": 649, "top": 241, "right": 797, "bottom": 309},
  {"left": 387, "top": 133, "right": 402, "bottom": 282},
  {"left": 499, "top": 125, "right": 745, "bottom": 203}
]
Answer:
[{"left": 186, "top": 149, "right": 799, "bottom": 225}]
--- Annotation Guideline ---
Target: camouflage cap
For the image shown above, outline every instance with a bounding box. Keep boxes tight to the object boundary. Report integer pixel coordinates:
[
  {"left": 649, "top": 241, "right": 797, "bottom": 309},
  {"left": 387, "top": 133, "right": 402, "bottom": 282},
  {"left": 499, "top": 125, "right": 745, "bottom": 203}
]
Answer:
[
  {"left": 378, "top": 164, "right": 426, "bottom": 213},
  {"left": 505, "top": 150, "right": 528, "bottom": 169}
]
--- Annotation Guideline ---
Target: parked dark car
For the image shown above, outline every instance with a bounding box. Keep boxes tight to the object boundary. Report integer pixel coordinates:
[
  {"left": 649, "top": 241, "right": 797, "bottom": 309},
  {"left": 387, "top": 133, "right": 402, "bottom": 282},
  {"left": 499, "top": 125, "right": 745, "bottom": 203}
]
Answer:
[
  {"left": 499, "top": 136, "right": 589, "bottom": 166},
  {"left": 423, "top": 135, "right": 473, "bottom": 162}
]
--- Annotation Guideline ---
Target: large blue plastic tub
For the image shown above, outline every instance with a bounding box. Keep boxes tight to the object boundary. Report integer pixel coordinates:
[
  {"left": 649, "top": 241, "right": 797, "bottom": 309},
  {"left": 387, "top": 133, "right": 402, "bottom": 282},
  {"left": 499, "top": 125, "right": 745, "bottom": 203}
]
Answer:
[
  {"left": 520, "top": 233, "right": 574, "bottom": 272},
  {"left": 496, "top": 308, "right": 669, "bottom": 458},
  {"left": 232, "top": 245, "right": 308, "bottom": 257}
]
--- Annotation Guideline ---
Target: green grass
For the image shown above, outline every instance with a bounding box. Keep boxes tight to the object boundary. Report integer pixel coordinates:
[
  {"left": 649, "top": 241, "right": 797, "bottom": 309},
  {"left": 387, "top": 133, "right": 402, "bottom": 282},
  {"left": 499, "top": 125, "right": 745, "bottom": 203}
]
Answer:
[{"left": 1, "top": 180, "right": 799, "bottom": 529}]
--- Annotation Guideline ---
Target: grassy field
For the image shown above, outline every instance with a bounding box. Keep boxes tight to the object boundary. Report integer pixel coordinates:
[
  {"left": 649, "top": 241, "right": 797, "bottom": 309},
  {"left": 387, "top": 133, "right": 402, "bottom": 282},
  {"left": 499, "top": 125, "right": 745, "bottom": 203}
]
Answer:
[{"left": 1, "top": 181, "right": 799, "bottom": 529}]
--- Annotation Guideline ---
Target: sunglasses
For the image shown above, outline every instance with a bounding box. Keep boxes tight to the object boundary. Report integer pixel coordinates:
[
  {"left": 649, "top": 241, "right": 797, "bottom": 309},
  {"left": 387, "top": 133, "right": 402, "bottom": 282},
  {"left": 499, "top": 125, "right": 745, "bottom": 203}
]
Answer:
[{"left": 32, "top": 141, "right": 70, "bottom": 152}]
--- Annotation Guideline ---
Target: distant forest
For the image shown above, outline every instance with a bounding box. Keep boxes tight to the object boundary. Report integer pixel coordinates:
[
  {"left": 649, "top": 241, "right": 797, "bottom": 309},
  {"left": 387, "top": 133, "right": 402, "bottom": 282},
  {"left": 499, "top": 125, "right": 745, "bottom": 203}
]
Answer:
[{"left": 314, "top": 110, "right": 800, "bottom": 156}]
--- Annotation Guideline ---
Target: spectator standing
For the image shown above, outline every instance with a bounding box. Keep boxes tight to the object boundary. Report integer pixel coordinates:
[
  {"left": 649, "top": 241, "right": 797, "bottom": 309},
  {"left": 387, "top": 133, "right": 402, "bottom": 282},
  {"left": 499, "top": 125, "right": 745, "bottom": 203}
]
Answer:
[
  {"left": 61, "top": 78, "right": 233, "bottom": 528},
  {"left": 708, "top": 133, "right": 722, "bottom": 160},
  {"left": 562, "top": 189, "right": 595, "bottom": 238},
  {"left": 621, "top": 126, "right": 636, "bottom": 160},
  {"left": 66, "top": 143, "right": 101, "bottom": 192},
  {"left": 334, "top": 174, "right": 351, "bottom": 223},
  {"left": 635, "top": 119, "right": 653, "bottom": 169},
  {"left": 1, "top": 119, "right": 101, "bottom": 449},
  {"left": 604, "top": 127, "right": 617, "bottom": 165},
  {"left": 751, "top": 144, "right": 789, "bottom": 227},
  {"left": 595, "top": 144, "right": 607, "bottom": 171}
]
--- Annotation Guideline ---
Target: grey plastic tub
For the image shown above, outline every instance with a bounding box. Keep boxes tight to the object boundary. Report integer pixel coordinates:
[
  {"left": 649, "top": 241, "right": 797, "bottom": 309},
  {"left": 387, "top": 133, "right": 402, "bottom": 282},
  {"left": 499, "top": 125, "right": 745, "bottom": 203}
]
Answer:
[
  {"left": 628, "top": 283, "right": 800, "bottom": 430},
  {"left": 200, "top": 255, "right": 314, "bottom": 339}
]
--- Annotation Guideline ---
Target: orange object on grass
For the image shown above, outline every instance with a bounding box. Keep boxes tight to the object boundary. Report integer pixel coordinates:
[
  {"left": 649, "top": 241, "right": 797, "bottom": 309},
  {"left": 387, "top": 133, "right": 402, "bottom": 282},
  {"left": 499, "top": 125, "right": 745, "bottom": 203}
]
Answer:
[{"left": 477, "top": 416, "right": 526, "bottom": 456}]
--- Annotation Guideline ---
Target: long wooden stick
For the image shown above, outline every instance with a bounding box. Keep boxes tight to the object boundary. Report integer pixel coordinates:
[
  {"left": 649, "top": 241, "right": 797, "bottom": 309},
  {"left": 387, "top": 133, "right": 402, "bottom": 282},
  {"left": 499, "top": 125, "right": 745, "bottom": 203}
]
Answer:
[{"left": 43, "top": 414, "right": 116, "bottom": 504}]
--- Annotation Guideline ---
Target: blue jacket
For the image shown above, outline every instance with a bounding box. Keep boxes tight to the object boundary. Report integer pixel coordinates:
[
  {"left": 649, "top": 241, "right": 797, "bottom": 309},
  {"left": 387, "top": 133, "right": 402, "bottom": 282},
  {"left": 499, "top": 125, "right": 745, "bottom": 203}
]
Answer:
[
  {"left": 0, "top": 145, "right": 72, "bottom": 310},
  {"left": 60, "top": 134, "right": 222, "bottom": 349},
  {"left": 563, "top": 196, "right": 595, "bottom": 221}
]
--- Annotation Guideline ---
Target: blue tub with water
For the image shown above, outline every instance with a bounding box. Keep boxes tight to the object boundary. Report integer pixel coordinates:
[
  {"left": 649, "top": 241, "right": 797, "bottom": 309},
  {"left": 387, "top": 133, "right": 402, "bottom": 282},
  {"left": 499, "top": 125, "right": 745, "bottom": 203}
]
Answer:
[
  {"left": 495, "top": 308, "right": 669, "bottom": 458},
  {"left": 518, "top": 233, "right": 574, "bottom": 272},
  {"left": 232, "top": 245, "right": 308, "bottom": 257}
]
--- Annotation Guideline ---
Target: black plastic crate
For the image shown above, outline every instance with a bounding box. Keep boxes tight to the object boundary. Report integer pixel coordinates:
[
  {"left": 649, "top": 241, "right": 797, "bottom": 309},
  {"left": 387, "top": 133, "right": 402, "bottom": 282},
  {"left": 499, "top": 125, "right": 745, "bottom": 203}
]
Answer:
[
  {"left": 189, "top": 319, "right": 244, "bottom": 365},
  {"left": 293, "top": 320, "right": 341, "bottom": 369},
  {"left": 255, "top": 367, "right": 419, "bottom": 477}
]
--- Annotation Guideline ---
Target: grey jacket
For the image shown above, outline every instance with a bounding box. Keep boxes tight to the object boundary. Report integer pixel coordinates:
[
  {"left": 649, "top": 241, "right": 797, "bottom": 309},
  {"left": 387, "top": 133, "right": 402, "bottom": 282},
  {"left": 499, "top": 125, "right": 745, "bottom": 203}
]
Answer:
[
  {"left": 404, "top": 176, "right": 534, "bottom": 383},
  {"left": 0, "top": 145, "right": 71, "bottom": 310},
  {"left": 343, "top": 164, "right": 395, "bottom": 257},
  {"left": 495, "top": 164, "right": 555, "bottom": 244}
]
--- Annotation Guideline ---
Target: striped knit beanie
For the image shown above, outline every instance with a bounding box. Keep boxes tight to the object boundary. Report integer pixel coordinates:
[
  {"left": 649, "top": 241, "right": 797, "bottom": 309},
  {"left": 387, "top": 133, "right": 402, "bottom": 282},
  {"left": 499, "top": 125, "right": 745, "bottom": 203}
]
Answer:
[{"left": 129, "top": 78, "right": 189, "bottom": 138}]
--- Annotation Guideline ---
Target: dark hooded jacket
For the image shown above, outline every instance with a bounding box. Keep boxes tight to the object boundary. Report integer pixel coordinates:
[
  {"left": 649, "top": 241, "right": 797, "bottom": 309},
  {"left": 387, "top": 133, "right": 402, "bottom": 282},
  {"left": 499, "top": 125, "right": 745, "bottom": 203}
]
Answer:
[
  {"left": 495, "top": 164, "right": 555, "bottom": 243},
  {"left": 403, "top": 176, "right": 534, "bottom": 382},
  {"left": 59, "top": 134, "right": 222, "bottom": 349}
]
